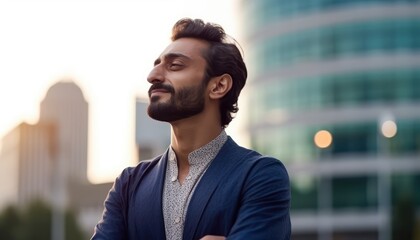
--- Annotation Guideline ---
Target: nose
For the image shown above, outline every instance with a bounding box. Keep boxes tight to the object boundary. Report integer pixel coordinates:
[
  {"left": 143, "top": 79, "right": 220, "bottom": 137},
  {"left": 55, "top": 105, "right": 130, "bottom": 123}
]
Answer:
[{"left": 147, "top": 65, "right": 164, "bottom": 84}]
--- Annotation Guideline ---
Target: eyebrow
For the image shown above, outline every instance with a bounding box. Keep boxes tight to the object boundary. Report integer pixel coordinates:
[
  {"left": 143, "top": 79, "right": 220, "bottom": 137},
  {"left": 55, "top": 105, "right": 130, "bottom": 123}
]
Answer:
[{"left": 153, "top": 53, "right": 192, "bottom": 66}]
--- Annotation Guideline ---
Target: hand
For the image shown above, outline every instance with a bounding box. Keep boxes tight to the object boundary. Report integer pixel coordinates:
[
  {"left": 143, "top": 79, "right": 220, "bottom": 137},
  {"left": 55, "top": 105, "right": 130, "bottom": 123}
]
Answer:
[{"left": 200, "top": 235, "right": 226, "bottom": 240}]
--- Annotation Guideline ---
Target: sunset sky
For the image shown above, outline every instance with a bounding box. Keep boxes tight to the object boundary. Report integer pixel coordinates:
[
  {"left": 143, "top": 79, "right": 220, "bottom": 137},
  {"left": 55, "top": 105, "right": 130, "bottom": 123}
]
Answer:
[{"left": 0, "top": 0, "right": 244, "bottom": 183}]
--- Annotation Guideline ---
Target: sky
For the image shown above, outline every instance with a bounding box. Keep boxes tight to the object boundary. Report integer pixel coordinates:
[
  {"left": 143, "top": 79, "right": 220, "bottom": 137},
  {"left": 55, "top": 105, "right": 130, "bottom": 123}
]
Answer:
[{"left": 0, "top": 0, "right": 244, "bottom": 183}]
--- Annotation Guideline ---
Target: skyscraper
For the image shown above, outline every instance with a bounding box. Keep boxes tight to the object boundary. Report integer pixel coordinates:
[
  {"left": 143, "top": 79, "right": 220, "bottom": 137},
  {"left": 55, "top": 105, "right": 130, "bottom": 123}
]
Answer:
[
  {"left": 0, "top": 122, "right": 54, "bottom": 208},
  {"left": 241, "top": 1, "right": 420, "bottom": 239},
  {"left": 40, "top": 81, "right": 89, "bottom": 183},
  {"left": 0, "top": 81, "right": 89, "bottom": 207},
  {"left": 0, "top": 80, "right": 109, "bottom": 235}
]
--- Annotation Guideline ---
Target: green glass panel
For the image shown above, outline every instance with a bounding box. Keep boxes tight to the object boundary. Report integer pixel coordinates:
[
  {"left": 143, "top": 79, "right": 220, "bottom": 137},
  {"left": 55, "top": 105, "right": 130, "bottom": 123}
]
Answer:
[{"left": 332, "top": 176, "right": 378, "bottom": 209}]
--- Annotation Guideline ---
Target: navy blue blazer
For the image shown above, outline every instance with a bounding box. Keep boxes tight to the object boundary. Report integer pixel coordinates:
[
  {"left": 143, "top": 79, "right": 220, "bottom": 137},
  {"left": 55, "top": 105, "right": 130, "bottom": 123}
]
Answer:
[{"left": 92, "top": 137, "right": 291, "bottom": 240}]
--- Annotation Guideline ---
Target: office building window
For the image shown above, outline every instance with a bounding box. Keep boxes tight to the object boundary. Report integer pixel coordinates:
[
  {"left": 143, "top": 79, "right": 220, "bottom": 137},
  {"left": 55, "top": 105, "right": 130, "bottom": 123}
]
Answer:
[
  {"left": 253, "top": 19, "right": 420, "bottom": 74},
  {"left": 332, "top": 176, "right": 378, "bottom": 209},
  {"left": 250, "top": 69, "right": 420, "bottom": 116},
  {"left": 291, "top": 176, "right": 318, "bottom": 210}
]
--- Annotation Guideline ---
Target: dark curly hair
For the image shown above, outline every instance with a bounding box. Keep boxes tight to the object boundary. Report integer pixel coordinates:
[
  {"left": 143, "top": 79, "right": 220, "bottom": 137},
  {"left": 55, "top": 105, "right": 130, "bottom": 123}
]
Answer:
[{"left": 171, "top": 18, "right": 248, "bottom": 128}]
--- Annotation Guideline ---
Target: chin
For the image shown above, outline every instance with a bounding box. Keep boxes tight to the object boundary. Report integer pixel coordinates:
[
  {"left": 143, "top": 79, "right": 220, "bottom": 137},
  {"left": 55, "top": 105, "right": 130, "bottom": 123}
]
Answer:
[{"left": 150, "top": 95, "right": 172, "bottom": 103}]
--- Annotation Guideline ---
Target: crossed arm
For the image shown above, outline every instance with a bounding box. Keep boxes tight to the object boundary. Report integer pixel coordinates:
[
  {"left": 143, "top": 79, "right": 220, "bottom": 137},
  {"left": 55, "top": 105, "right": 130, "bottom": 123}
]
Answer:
[
  {"left": 197, "top": 158, "right": 291, "bottom": 240},
  {"left": 200, "top": 236, "right": 226, "bottom": 240}
]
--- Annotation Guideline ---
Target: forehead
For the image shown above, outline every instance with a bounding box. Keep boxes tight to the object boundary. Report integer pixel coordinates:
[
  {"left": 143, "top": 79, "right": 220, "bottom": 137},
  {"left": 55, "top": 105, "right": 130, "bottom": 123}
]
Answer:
[{"left": 159, "top": 38, "right": 209, "bottom": 61}]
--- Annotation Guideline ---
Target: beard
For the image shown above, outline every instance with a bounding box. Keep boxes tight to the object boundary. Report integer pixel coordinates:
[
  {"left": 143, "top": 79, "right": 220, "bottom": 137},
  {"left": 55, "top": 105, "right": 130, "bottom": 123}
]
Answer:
[{"left": 147, "top": 81, "right": 207, "bottom": 122}]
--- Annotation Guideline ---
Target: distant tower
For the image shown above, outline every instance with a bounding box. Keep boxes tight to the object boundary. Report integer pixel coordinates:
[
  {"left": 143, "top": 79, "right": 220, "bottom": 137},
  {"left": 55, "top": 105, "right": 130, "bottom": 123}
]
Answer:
[{"left": 39, "top": 81, "right": 89, "bottom": 183}]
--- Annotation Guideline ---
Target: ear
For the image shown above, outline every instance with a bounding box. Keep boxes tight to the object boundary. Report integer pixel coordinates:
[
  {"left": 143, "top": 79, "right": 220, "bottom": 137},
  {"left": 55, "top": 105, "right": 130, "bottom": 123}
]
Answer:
[{"left": 208, "top": 74, "right": 233, "bottom": 100}]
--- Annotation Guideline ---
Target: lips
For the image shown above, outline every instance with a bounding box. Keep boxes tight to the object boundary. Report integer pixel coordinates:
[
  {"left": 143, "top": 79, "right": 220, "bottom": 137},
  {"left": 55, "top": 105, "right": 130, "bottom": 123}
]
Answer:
[
  {"left": 148, "top": 83, "right": 174, "bottom": 98},
  {"left": 150, "top": 89, "right": 169, "bottom": 94}
]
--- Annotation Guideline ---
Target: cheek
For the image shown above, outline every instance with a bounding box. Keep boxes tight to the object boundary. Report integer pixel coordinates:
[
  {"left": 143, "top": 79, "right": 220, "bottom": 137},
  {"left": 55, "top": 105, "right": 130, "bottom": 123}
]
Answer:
[{"left": 174, "top": 69, "right": 206, "bottom": 84}]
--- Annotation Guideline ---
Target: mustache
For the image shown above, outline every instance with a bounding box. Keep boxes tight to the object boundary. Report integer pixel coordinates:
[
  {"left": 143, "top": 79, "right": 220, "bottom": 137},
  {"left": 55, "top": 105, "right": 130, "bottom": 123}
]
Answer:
[{"left": 148, "top": 83, "right": 175, "bottom": 96}]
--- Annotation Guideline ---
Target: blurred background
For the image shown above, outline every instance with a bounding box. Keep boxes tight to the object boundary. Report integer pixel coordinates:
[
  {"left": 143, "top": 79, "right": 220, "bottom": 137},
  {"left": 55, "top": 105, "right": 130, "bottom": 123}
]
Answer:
[{"left": 0, "top": 0, "right": 419, "bottom": 239}]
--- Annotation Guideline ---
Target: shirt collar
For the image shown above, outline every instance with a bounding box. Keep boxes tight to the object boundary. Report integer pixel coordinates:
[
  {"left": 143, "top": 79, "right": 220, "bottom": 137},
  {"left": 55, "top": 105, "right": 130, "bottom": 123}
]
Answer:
[{"left": 168, "top": 130, "right": 228, "bottom": 165}]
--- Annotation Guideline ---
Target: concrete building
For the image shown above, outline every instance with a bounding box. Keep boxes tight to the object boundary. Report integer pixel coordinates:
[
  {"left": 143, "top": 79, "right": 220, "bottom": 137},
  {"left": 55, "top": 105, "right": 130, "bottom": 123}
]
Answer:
[
  {"left": 241, "top": 1, "right": 420, "bottom": 239},
  {"left": 0, "top": 122, "right": 53, "bottom": 208}
]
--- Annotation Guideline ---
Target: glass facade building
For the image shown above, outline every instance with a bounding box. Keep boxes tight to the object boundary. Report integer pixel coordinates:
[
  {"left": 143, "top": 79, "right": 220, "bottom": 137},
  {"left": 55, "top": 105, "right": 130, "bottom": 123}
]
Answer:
[{"left": 241, "top": 1, "right": 420, "bottom": 239}]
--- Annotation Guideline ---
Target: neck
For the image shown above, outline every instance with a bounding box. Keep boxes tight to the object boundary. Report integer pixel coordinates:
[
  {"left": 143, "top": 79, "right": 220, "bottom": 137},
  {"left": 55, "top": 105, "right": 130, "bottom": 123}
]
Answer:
[{"left": 169, "top": 110, "right": 223, "bottom": 168}]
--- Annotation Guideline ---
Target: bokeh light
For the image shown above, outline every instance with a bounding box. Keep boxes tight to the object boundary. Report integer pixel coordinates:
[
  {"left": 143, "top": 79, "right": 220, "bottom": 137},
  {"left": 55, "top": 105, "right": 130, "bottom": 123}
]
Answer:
[
  {"left": 381, "top": 120, "right": 397, "bottom": 138},
  {"left": 314, "top": 130, "right": 333, "bottom": 149}
]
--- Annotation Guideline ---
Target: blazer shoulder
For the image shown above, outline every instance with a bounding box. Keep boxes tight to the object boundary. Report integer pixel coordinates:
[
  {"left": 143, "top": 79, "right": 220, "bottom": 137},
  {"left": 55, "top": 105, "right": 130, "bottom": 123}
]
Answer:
[
  {"left": 115, "top": 154, "right": 164, "bottom": 194},
  {"left": 222, "top": 138, "right": 289, "bottom": 177},
  {"left": 235, "top": 145, "right": 289, "bottom": 178}
]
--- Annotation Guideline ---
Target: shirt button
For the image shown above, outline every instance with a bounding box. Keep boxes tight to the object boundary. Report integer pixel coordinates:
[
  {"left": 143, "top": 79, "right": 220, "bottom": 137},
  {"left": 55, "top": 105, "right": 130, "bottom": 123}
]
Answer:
[
  {"left": 174, "top": 217, "right": 181, "bottom": 224},
  {"left": 186, "top": 175, "right": 192, "bottom": 180},
  {"left": 171, "top": 176, "right": 177, "bottom": 182}
]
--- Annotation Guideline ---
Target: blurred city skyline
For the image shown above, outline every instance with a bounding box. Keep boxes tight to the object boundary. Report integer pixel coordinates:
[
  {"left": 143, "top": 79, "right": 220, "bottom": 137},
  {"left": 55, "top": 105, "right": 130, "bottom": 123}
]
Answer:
[{"left": 0, "top": 0, "right": 242, "bottom": 183}]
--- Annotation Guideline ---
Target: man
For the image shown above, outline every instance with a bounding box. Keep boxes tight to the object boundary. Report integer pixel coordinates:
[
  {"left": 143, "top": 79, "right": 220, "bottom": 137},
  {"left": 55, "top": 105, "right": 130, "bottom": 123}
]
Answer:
[{"left": 92, "top": 18, "right": 291, "bottom": 240}]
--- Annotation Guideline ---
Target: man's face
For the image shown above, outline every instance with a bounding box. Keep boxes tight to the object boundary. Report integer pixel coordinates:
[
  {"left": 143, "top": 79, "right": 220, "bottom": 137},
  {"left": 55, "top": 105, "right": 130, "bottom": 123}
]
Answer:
[{"left": 146, "top": 38, "right": 210, "bottom": 122}]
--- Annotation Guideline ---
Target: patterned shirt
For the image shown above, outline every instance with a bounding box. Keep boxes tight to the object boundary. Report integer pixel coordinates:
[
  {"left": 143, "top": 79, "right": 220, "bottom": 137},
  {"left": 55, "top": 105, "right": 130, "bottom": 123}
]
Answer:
[{"left": 162, "top": 130, "right": 228, "bottom": 240}]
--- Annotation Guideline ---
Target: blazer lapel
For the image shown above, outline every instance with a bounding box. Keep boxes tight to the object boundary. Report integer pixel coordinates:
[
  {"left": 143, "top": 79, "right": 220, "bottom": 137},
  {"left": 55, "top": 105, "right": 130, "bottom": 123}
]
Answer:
[
  {"left": 132, "top": 150, "right": 168, "bottom": 239},
  {"left": 183, "top": 138, "right": 250, "bottom": 240}
]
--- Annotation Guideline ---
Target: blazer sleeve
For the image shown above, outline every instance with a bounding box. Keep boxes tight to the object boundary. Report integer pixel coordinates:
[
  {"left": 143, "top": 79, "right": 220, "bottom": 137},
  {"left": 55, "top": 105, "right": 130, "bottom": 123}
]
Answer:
[
  {"left": 91, "top": 168, "right": 132, "bottom": 240},
  {"left": 227, "top": 157, "right": 291, "bottom": 240}
]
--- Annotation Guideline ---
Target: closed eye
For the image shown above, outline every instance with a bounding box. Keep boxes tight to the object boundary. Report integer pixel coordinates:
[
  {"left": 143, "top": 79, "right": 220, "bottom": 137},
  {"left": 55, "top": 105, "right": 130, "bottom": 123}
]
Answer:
[{"left": 168, "top": 62, "right": 184, "bottom": 70}]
